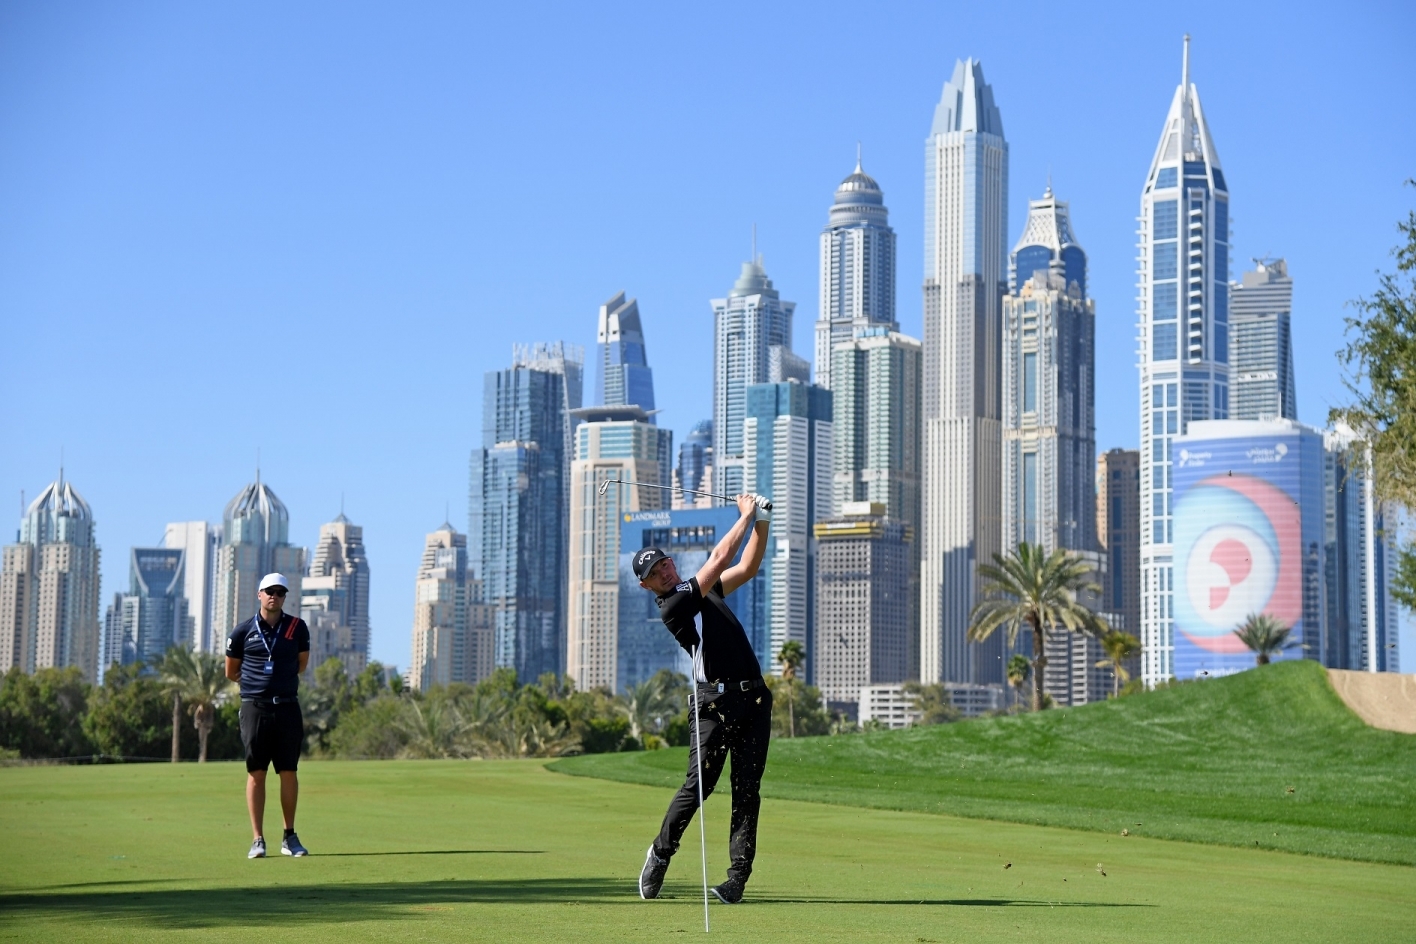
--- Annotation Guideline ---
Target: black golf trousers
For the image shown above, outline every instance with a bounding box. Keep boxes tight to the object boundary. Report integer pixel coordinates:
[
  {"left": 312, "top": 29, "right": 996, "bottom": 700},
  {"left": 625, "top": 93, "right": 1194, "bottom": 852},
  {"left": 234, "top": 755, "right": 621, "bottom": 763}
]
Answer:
[{"left": 653, "top": 683, "right": 773, "bottom": 884}]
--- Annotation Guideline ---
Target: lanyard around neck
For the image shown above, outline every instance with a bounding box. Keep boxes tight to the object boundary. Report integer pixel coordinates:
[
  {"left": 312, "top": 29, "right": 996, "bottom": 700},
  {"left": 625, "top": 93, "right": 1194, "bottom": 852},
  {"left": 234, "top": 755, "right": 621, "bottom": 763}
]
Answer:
[{"left": 255, "top": 614, "right": 283, "bottom": 659}]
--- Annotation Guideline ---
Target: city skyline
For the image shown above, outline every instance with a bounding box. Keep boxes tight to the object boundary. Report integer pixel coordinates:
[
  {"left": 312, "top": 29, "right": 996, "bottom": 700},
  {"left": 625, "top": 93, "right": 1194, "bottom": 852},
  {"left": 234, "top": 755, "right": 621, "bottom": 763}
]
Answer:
[{"left": 2, "top": 6, "right": 1412, "bottom": 673}]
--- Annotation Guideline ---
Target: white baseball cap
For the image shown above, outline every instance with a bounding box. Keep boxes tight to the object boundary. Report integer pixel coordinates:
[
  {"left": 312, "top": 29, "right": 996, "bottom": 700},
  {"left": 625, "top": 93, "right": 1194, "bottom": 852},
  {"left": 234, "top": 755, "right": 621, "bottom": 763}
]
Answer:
[{"left": 259, "top": 573, "right": 290, "bottom": 592}]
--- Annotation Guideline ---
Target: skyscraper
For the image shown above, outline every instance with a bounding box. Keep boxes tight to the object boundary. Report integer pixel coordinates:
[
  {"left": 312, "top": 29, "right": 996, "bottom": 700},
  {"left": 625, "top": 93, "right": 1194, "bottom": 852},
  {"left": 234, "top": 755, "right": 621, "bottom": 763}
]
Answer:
[
  {"left": 1002, "top": 187, "right": 1096, "bottom": 555},
  {"left": 712, "top": 257, "right": 796, "bottom": 498},
  {"left": 920, "top": 58, "right": 1009, "bottom": 686},
  {"left": 1138, "top": 37, "right": 1232, "bottom": 686},
  {"left": 0, "top": 472, "right": 102, "bottom": 681},
  {"left": 596, "top": 291, "right": 656, "bottom": 413},
  {"left": 1323, "top": 425, "right": 1399, "bottom": 672},
  {"left": 211, "top": 476, "right": 305, "bottom": 640},
  {"left": 163, "top": 521, "right": 218, "bottom": 651},
  {"left": 301, "top": 513, "right": 371, "bottom": 675},
  {"left": 102, "top": 547, "right": 189, "bottom": 671},
  {"left": 566, "top": 405, "right": 673, "bottom": 693},
  {"left": 815, "top": 158, "right": 897, "bottom": 390},
  {"left": 474, "top": 342, "right": 583, "bottom": 682},
  {"left": 1096, "top": 448, "right": 1141, "bottom": 635},
  {"left": 814, "top": 502, "right": 913, "bottom": 711},
  {"left": 1231, "top": 258, "right": 1297, "bottom": 421},
  {"left": 409, "top": 523, "right": 476, "bottom": 691},
  {"left": 743, "top": 380, "right": 833, "bottom": 675},
  {"left": 673, "top": 419, "right": 714, "bottom": 509}
]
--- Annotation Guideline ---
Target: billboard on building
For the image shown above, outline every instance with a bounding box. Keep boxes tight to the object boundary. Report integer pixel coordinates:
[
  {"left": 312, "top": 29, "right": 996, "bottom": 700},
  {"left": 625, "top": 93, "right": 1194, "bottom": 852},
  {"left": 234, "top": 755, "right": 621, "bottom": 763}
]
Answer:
[{"left": 1171, "top": 422, "right": 1324, "bottom": 679}]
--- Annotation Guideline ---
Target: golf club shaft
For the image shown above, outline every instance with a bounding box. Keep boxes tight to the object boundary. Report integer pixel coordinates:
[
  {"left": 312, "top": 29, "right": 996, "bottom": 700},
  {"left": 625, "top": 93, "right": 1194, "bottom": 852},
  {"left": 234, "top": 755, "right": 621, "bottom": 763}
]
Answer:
[
  {"left": 597, "top": 479, "right": 737, "bottom": 505},
  {"left": 691, "top": 647, "right": 709, "bottom": 933}
]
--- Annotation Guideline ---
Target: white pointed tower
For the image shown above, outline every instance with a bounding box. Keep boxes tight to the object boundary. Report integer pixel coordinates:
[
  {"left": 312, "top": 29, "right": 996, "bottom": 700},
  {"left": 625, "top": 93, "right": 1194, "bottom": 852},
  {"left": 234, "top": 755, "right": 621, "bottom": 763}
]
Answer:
[{"left": 1138, "top": 36, "right": 1233, "bottom": 685}]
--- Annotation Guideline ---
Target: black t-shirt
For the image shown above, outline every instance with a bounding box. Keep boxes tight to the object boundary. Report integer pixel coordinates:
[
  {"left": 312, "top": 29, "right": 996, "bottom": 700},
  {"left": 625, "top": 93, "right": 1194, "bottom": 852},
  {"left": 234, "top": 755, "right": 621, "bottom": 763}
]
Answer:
[
  {"left": 657, "top": 576, "right": 762, "bottom": 684},
  {"left": 225, "top": 613, "right": 310, "bottom": 699}
]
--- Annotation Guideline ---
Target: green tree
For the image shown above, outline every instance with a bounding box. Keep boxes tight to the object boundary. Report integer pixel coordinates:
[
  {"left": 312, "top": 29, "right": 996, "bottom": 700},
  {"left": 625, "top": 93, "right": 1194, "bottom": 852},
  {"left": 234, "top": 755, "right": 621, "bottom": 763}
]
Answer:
[
  {"left": 83, "top": 663, "right": 178, "bottom": 759},
  {"left": 617, "top": 669, "right": 688, "bottom": 743},
  {"left": 968, "top": 543, "right": 1107, "bottom": 711},
  {"left": 326, "top": 694, "right": 410, "bottom": 758},
  {"left": 902, "top": 682, "right": 961, "bottom": 724},
  {"left": 1095, "top": 631, "right": 1143, "bottom": 697},
  {"left": 1005, "top": 654, "right": 1031, "bottom": 708},
  {"left": 302, "top": 657, "right": 358, "bottom": 755},
  {"left": 1233, "top": 613, "right": 1297, "bottom": 666},
  {"left": 159, "top": 647, "right": 235, "bottom": 762},
  {"left": 1330, "top": 182, "right": 1416, "bottom": 608},
  {"left": 777, "top": 640, "right": 806, "bottom": 737},
  {"left": 0, "top": 666, "right": 93, "bottom": 758},
  {"left": 766, "top": 676, "right": 828, "bottom": 737}
]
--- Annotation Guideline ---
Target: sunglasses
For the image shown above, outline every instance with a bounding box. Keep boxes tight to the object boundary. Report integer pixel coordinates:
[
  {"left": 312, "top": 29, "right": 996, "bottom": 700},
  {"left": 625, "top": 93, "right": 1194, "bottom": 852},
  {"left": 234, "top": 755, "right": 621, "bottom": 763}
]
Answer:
[{"left": 262, "top": 588, "right": 288, "bottom": 597}]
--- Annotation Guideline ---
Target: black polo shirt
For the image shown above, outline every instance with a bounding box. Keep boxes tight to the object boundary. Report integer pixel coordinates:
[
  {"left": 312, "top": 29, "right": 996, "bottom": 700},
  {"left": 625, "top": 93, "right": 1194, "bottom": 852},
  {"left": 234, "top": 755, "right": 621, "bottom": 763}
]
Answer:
[
  {"left": 225, "top": 613, "right": 310, "bottom": 699},
  {"left": 657, "top": 576, "right": 762, "bottom": 683}
]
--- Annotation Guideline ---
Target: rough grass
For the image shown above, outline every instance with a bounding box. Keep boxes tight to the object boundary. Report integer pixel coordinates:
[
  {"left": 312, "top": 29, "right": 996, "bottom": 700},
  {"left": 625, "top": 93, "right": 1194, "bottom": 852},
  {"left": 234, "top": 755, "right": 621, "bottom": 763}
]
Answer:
[
  {"left": 553, "top": 660, "right": 1416, "bottom": 864},
  {"left": 1, "top": 757, "right": 1413, "bottom": 943}
]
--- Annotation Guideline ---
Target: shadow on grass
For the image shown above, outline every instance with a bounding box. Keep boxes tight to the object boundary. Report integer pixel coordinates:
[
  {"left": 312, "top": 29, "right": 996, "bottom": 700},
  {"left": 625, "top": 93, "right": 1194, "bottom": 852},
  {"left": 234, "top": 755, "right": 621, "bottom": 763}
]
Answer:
[
  {"left": 751, "top": 897, "right": 1152, "bottom": 908},
  {"left": 0, "top": 878, "right": 627, "bottom": 929},
  {"left": 317, "top": 849, "right": 545, "bottom": 857}
]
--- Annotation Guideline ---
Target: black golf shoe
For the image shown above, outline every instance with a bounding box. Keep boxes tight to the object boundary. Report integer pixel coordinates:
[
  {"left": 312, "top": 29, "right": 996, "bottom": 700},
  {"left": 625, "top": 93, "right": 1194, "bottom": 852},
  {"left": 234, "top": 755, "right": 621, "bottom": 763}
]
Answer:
[
  {"left": 639, "top": 845, "right": 669, "bottom": 899},
  {"left": 710, "top": 877, "right": 745, "bottom": 904}
]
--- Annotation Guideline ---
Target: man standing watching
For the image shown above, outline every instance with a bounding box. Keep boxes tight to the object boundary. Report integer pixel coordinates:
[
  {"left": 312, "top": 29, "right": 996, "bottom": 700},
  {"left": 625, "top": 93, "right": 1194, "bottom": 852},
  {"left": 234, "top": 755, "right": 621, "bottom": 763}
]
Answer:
[
  {"left": 634, "top": 492, "right": 772, "bottom": 905},
  {"left": 225, "top": 573, "right": 311, "bottom": 859}
]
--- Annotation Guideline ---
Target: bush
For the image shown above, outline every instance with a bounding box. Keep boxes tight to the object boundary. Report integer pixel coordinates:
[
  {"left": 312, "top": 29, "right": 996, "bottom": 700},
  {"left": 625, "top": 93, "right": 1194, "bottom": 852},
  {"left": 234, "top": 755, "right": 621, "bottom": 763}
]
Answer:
[
  {"left": 327, "top": 695, "right": 410, "bottom": 759},
  {"left": 0, "top": 666, "right": 93, "bottom": 758}
]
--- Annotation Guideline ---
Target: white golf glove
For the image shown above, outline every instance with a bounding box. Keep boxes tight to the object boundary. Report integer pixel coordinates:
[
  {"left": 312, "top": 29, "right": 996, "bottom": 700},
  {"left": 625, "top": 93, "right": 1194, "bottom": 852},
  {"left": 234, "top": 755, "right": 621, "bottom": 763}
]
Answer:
[{"left": 752, "top": 493, "right": 773, "bottom": 523}]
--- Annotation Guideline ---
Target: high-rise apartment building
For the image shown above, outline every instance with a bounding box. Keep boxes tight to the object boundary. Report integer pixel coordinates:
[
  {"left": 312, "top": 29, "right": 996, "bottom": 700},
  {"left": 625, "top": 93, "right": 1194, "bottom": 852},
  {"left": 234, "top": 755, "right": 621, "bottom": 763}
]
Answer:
[
  {"left": 813, "top": 502, "right": 913, "bottom": 710},
  {"left": 102, "top": 547, "right": 189, "bottom": 671},
  {"left": 1096, "top": 449, "right": 1141, "bottom": 634},
  {"left": 1231, "top": 258, "right": 1296, "bottom": 421},
  {"left": 163, "top": 521, "right": 218, "bottom": 651},
  {"left": 920, "top": 58, "right": 1009, "bottom": 686},
  {"left": 211, "top": 476, "right": 304, "bottom": 640},
  {"left": 815, "top": 159, "right": 897, "bottom": 390},
  {"left": 712, "top": 258, "right": 796, "bottom": 498},
  {"left": 301, "top": 513, "right": 371, "bottom": 676},
  {"left": 409, "top": 523, "right": 481, "bottom": 691},
  {"left": 566, "top": 405, "right": 672, "bottom": 693},
  {"left": 596, "top": 291, "right": 655, "bottom": 413},
  {"left": 1138, "top": 37, "right": 1232, "bottom": 685},
  {"left": 473, "top": 342, "right": 583, "bottom": 682},
  {"left": 672, "top": 419, "right": 714, "bottom": 509},
  {"left": 1323, "top": 426, "right": 1400, "bottom": 672},
  {"left": 0, "top": 473, "right": 102, "bottom": 681},
  {"left": 1002, "top": 187, "right": 1096, "bottom": 556},
  {"left": 743, "top": 380, "right": 832, "bottom": 676}
]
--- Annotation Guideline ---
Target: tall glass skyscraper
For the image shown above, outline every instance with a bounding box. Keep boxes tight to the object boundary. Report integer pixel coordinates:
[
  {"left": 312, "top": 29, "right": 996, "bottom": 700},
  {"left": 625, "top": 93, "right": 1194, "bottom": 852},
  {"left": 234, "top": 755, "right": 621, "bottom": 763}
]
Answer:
[
  {"left": 1231, "top": 258, "right": 1296, "bottom": 421},
  {"left": 673, "top": 419, "right": 713, "bottom": 508},
  {"left": 301, "top": 513, "right": 371, "bottom": 675},
  {"left": 712, "top": 258, "right": 796, "bottom": 498},
  {"left": 920, "top": 58, "right": 1009, "bottom": 686},
  {"left": 473, "top": 342, "right": 583, "bottom": 682},
  {"left": 596, "top": 291, "right": 655, "bottom": 414},
  {"left": 103, "top": 547, "right": 189, "bottom": 670},
  {"left": 1002, "top": 186, "right": 1096, "bottom": 556},
  {"left": 1137, "top": 37, "right": 1232, "bottom": 685},
  {"left": 212, "top": 476, "right": 304, "bottom": 640},
  {"left": 815, "top": 158, "right": 897, "bottom": 390}
]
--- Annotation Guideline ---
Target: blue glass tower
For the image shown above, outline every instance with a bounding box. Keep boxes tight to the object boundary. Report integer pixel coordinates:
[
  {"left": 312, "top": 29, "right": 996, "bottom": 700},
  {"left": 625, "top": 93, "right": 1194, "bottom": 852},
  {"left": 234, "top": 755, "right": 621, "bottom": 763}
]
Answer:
[{"left": 596, "top": 292, "right": 655, "bottom": 415}]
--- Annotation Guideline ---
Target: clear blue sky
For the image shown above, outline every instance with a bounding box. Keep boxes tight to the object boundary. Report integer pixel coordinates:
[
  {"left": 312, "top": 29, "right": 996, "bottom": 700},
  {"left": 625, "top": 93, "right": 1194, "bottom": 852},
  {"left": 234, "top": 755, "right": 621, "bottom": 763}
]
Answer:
[{"left": 2, "top": 1, "right": 1413, "bottom": 672}]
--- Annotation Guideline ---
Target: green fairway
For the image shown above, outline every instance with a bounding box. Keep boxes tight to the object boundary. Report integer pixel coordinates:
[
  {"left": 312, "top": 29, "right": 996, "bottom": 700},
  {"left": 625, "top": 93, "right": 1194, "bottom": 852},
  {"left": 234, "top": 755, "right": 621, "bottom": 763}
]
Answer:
[
  {"left": 1, "top": 758, "right": 1412, "bottom": 943},
  {"left": 555, "top": 661, "right": 1416, "bottom": 864}
]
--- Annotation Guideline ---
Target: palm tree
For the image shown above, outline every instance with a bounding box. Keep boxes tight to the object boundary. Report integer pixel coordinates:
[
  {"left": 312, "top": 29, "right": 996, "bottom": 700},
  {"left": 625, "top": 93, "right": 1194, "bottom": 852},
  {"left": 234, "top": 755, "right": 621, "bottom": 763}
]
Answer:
[
  {"left": 1233, "top": 613, "right": 1296, "bottom": 666},
  {"left": 159, "top": 647, "right": 236, "bottom": 762},
  {"left": 1006, "top": 654, "right": 1031, "bottom": 708},
  {"left": 777, "top": 641, "right": 806, "bottom": 737},
  {"left": 1095, "top": 631, "right": 1142, "bottom": 697},
  {"left": 968, "top": 543, "right": 1107, "bottom": 712},
  {"left": 618, "top": 670, "right": 688, "bottom": 743},
  {"left": 901, "top": 682, "right": 960, "bottom": 724}
]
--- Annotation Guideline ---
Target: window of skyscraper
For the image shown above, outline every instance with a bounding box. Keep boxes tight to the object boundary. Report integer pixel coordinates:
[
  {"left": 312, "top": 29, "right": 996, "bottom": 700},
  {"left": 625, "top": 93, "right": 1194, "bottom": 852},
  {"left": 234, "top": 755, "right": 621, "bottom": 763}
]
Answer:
[
  {"left": 1154, "top": 200, "right": 1178, "bottom": 239},
  {"left": 1156, "top": 167, "right": 1177, "bottom": 189},
  {"left": 1023, "top": 352, "right": 1037, "bottom": 412},
  {"left": 1153, "top": 323, "right": 1177, "bottom": 361},
  {"left": 1153, "top": 283, "right": 1177, "bottom": 321},
  {"left": 1154, "top": 241, "right": 1177, "bottom": 280},
  {"left": 1023, "top": 452, "right": 1038, "bottom": 544},
  {"left": 1215, "top": 324, "right": 1229, "bottom": 365},
  {"left": 1214, "top": 199, "right": 1228, "bottom": 239}
]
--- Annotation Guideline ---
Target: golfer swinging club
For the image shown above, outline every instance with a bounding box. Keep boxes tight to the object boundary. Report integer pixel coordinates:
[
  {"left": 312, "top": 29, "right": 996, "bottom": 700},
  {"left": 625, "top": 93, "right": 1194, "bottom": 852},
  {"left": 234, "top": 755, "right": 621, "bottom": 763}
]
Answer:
[{"left": 634, "top": 492, "right": 772, "bottom": 905}]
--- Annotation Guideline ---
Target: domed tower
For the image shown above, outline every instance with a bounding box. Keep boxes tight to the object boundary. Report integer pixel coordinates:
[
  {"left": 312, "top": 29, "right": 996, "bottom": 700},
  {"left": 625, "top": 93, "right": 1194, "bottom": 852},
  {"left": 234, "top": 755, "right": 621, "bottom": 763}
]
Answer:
[
  {"left": 1, "top": 469, "right": 101, "bottom": 680},
  {"left": 211, "top": 473, "right": 305, "bottom": 639},
  {"left": 815, "top": 155, "right": 897, "bottom": 390}
]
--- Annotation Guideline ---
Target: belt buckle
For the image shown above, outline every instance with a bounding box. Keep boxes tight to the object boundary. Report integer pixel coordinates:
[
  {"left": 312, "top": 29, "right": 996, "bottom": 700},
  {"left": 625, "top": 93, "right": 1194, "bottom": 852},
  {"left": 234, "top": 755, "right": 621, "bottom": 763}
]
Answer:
[{"left": 738, "top": 680, "right": 751, "bottom": 692}]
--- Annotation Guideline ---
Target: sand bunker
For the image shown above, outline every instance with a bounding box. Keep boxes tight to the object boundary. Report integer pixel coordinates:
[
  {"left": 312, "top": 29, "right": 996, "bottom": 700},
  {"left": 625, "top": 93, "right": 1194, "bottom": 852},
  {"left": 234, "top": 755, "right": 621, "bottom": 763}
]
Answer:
[{"left": 1328, "top": 669, "right": 1416, "bottom": 734}]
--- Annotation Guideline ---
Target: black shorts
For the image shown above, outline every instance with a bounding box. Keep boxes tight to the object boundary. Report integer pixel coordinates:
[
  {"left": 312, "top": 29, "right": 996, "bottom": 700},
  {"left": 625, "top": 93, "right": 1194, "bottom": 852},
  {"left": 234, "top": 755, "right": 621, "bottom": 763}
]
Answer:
[{"left": 239, "top": 700, "right": 304, "bottom": 773}]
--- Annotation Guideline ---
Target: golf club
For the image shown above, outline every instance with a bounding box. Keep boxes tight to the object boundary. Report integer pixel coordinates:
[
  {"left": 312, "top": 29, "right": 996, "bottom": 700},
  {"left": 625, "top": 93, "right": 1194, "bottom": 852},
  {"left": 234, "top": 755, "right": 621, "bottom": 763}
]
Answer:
[
  {"left": 596, "top": 478, "right": 772, "bottom": 511},
  {"left": 691, "top": 645, "right": 710, "bottom": 932}
]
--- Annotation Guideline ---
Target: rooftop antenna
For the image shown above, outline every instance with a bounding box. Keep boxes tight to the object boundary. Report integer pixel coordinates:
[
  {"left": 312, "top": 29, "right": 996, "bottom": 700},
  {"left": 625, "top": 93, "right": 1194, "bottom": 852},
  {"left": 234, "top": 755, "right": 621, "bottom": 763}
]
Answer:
[
  {"left": 856, "top": 140, "right": 862, "bottom": 171},
  {"left": 1182, "top": 34, "right": 1190, "bottom": 90},
  {"left": 58, "top": 447, "right": 64, "bottom": 489},
  {"left": 256, "top": 447, "right": 261, "bottom": 486}
]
